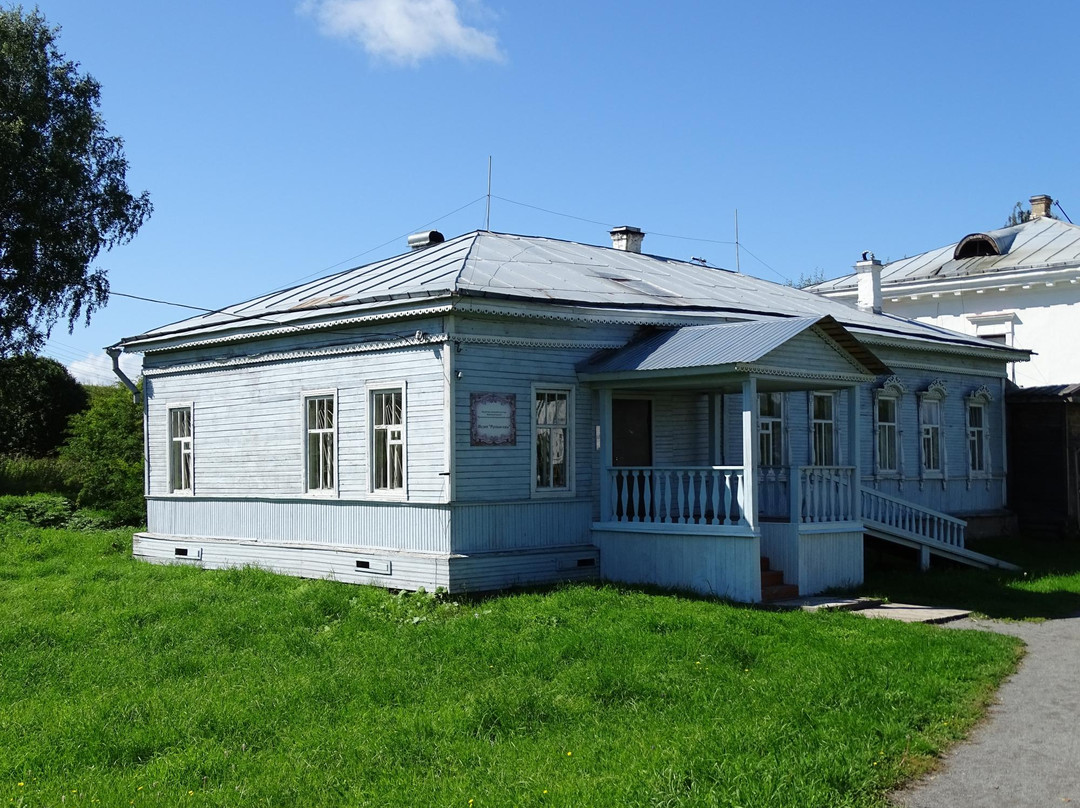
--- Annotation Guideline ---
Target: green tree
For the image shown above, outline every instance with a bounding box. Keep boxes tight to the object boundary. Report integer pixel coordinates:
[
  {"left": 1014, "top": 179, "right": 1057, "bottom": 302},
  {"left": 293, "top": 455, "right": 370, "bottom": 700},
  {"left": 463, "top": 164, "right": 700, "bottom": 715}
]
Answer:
[
  {"left": 1004, "top": 201, "right": 1033, "bottom": 227},
  {"left": 0, "top": 353, "right": 87, "bottom": 456},
  {"left": 0, "top": 7, "right": 152, "bottom": 356},
  {"left": 60, "top": 382, "right": 144, "bottom": 523}
]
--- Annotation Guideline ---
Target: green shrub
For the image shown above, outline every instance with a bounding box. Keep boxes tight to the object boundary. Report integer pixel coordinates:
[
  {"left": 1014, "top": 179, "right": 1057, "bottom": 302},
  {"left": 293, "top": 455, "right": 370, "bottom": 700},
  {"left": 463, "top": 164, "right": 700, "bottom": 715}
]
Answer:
[
  {"left": 0, "top": 454, "right": 75, "bottom": 495},
  {"left": 60, "top": 383, "right": 144, "bottom": 525},
  {"left": 0, "top": 492, "right": 73, "bottom": 526},
  {"left": 0, "top": 354, "right": 88, "bottom": 456}
]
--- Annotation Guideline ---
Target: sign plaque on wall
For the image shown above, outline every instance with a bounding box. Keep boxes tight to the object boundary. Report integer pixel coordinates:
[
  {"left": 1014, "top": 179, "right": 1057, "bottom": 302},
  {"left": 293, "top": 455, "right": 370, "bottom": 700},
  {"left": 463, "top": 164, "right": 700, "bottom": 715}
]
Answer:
[{"left": 470, "top": 393, "right": 516, "bottom": 446}]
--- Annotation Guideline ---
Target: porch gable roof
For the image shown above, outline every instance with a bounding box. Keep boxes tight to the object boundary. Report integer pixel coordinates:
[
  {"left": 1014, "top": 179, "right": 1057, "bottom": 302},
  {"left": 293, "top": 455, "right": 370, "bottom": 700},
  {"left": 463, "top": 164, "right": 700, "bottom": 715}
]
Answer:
[{"left": 577, "top": 315, "right": 890, "bottom": 381}]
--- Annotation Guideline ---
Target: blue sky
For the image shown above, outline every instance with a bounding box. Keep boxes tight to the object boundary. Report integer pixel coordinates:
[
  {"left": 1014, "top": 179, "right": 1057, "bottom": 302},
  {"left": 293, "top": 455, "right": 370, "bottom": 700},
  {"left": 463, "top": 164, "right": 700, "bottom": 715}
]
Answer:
[{"left": 30, "top": 0, "right": 1080, "bottom": 383}]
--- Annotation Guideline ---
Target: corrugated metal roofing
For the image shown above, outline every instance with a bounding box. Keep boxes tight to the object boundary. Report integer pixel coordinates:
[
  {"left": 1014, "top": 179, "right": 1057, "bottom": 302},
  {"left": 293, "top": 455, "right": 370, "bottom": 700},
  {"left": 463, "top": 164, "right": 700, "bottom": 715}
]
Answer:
[
  {"left": 578, "top": 315, "right": 886, "bottom": 376},
  {"left": 1007, "top": 383, "right": 1080, "bottom": 402},
  {"left": 118, "top": 231, "right": 1023, "bottom": 354},
  {"left": 810, "top": 216, "right": 1080, "bottom": 293}
]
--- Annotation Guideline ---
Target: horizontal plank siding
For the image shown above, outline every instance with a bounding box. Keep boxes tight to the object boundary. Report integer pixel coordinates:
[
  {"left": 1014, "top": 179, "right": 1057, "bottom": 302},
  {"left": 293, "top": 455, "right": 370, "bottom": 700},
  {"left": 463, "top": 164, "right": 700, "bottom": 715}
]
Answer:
[
  {"left": 453, "top": 341, "right": 596, "bottom": 503},
  {"left": 147, "top": 497, "right": 451, "bottom": 552},
  {"left": 760, "top": 330, "right": 863, "bottom": 375},
  {"left": 145, "top": 344, "right": 446, "bottom": 502},
  {"left": 450, "top": 499, "right": 593, "bottom": 552},
  {"left": 447, "top": 546, "right": 600, "bottom": 593},
  {"left": 133, "top": 533, "right": 448, "bottom": 591}
]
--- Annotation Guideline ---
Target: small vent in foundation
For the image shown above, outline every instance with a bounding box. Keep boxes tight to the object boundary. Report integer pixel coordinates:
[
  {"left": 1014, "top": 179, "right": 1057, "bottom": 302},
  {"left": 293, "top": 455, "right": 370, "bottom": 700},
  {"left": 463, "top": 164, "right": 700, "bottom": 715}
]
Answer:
[
  {"left": 576, "top": 557, "right": 596, "bottom": 568},
  {"left": 174, "top": 548, "right": 189, "bottom": 557},
  {"left": 356, "top": 560, "right": 370, "bottom": 570}
]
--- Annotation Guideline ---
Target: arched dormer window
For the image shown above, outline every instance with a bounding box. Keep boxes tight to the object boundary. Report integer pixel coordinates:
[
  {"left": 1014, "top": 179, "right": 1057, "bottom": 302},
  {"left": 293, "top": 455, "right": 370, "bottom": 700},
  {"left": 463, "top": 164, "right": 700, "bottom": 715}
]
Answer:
[
  {"left": 966, "top": 385, "right": 993, "bottom": 487},
  {"left": 954, "top": 233, "right": 1002, "bottom": 259},
  {"left": 917, "top": 380, "right": 948, "bottom": 488},
  {"left": 873, "top": 376, "right": 906, "bottom": 484}
]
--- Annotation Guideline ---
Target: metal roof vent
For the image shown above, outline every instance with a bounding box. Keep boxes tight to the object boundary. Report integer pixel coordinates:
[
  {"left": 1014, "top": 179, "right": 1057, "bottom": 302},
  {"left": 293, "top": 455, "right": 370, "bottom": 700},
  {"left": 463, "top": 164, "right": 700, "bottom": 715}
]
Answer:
[{"left": 407, "top": 230, "right": 445, "bottom": 251}]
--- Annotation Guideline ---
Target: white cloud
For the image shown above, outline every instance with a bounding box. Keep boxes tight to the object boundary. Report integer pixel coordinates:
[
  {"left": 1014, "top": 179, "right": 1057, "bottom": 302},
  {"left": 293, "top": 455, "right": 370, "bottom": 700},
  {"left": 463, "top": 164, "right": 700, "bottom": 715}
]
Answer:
[
  {"left": 301, "top": 0, "right": 504, "bottom": 65},
  {"left": 67, "top": 351, "right": 143, "bottom": 387}
]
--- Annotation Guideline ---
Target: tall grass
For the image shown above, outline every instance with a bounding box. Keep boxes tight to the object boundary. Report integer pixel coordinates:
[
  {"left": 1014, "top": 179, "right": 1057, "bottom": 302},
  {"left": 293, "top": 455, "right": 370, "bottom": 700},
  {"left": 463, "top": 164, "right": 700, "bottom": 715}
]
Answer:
[
  {"left": 0, "top": 454, "right": 74, "bottom": 496},
  {"left": 0, "top": 525, "right": 1021, "bottom": 807}
]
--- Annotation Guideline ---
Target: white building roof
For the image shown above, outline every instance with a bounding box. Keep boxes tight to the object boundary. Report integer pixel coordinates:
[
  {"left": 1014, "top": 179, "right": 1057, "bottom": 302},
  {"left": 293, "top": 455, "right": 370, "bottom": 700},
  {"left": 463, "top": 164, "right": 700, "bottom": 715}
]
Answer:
[
  {"left": 810, "top": 216, "right": 1080, "bottom": 294},
  {"left": 117, "top": 231, "right": 1026, "bottom": 358}
]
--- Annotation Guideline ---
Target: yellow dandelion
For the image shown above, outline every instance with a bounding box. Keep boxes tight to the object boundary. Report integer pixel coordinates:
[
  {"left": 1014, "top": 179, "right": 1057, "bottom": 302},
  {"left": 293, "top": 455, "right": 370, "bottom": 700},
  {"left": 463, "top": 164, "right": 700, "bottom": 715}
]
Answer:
[
  {"left": 17, "top": 783, "right": 24, "bottom": 787},
  {"left": 188, "top": 791, "right": 194, "bottom": 796},
  {"left": 543, "top": 790, "right": 548, "bottom": 794},
  {"left": 567, "top": 751, "right": 572, "bottom": 757}
]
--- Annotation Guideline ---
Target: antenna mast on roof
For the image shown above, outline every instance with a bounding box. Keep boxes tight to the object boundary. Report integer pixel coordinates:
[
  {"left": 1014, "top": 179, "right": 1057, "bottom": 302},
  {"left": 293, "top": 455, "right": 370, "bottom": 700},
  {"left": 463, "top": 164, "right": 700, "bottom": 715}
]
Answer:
[
  {"left": 485, "top": 156, "right": 492, "bottom": 231},
  {"left": 734, "top": 209, "right": 741, "bottom": 273}
]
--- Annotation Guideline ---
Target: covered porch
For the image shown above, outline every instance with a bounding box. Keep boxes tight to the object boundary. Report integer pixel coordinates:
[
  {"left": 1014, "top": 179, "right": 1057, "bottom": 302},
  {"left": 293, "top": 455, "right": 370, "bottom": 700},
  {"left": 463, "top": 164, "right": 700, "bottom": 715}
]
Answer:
[{"left": 578, "top": 316, "right": 887, "bottom": 602}]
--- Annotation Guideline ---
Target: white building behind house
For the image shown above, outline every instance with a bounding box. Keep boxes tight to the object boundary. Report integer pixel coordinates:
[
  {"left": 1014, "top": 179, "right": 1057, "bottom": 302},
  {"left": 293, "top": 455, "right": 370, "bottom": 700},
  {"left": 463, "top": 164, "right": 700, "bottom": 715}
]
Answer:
[{"left": 808, "top": 195, "right": 1080, "bottom": 387}]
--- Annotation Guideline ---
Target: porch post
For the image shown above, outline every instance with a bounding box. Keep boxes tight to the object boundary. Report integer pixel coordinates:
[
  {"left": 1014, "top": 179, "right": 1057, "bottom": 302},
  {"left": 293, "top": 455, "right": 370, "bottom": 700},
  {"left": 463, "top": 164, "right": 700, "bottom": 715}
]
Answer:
[
  {"left": 599, "top": 388, "right": 613, "bottom": 522},
  {"left": 742, "top": 377, "right": 758, "bottom": 530},
  {"left": 847, "top": 385, "right": 861, "bottom": 521}
]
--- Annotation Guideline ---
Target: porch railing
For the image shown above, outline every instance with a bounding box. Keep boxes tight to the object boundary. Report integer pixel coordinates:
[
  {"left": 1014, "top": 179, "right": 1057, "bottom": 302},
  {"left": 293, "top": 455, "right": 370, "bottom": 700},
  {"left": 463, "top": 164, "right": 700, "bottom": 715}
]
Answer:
[
  {"left": 607, "top": 466, "right": 746, "bottom": 526},
  {"left": 861, "top": 487, "right": 966, "bottom": 548},
  {"left": 797, "top": 465, "right": 858, "bottom": 523}
]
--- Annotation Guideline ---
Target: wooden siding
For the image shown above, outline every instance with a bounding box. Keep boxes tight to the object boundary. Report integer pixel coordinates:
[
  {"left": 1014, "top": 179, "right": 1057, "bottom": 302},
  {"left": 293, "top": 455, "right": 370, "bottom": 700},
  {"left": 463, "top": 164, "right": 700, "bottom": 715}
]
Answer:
[
  {"left": 796, "top": 528, "right": 864, "bottom": 595},
  {"left": 147, "top": 497, "right": 451, "bottom": 553},
  {"left": 452, "top": 341, "right": 596, "bottom": 503},
  {"left": 145, "top": 345, "right": 447, "bottom": 502},
  {"left": 759, "top": 330, "right": 863, "bottom": 375},
  {"left": 593, "top": 527, "right": 761, "bottom": 601},
  {"left": 447, "top": 545, "right": 600, "bottom": 593},
  {"left": 133, "top": 533, "right": 449, "bottom": 591},
  {"left": 450, "top": 499, "right": 593, "bottom": 553}
]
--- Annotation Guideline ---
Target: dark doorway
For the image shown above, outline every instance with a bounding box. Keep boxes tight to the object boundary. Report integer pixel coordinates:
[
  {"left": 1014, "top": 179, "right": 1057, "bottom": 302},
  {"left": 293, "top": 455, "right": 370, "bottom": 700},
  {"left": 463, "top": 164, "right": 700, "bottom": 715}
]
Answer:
[
  {"left": 612, "top": 398, "right": 653, "bottom": 520},
  {"left": 613, "top": 398, "right": 652, "bottom": 466}
]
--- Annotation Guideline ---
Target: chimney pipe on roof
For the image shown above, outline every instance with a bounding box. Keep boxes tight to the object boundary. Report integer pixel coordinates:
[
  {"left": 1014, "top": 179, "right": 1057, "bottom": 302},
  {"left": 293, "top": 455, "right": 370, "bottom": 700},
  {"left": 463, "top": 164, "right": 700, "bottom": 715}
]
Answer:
[
  {"left": 610, "top": 226, "right": 644, "bottom": 253},
  {"left": 1030, "top": 194, "right": 1053, "bottom": 219},
  {"left": 855, "top": 251, "right": 883, "bottom": 315}
]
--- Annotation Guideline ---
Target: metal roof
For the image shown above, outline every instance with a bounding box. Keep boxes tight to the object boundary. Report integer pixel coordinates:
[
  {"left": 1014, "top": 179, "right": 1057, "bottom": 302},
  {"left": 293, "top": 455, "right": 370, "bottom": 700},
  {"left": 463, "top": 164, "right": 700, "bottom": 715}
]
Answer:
[
  {"left": 117, "top": 230, "right": 1025, "bottom": 356},
  {"left": 577, "top": 315, "right": 888, "bottom": 376},
  {"left": 1007, "top": 383, "right": 1080, "bottom": 402},
  {"left": 810, "top": 216, "right": 1080, "bottom": 293}
]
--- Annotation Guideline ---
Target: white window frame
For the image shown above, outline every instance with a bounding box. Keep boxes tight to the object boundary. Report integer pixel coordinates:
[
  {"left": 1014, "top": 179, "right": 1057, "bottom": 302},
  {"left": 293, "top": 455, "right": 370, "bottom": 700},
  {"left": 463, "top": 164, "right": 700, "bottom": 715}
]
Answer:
[
  {"left": 532, "top": 384, "right": 575, "bottom": 497},
  {"left": 917, "top": 380, "right": 948, "bottom": 483},
  {"left": 872, "top": 376, "right": 905, "bottom": 480},
  {"left": 758, "top": 392, "right": 784, "bottom": 468},
  {"left": 370, "top": 382, "right": 407, "bottom": 498},
  {"left": 810, "top": 392, "right": 836, "bottom": 467},
  {"left": 966, "top": 385, "right": 993, "bottom": 485},
  {"left": 166, "top": 403, "right": 194, "bottom": 495},
  {"left": 302, "top": 389, "right": 338, "bottom": 497}
]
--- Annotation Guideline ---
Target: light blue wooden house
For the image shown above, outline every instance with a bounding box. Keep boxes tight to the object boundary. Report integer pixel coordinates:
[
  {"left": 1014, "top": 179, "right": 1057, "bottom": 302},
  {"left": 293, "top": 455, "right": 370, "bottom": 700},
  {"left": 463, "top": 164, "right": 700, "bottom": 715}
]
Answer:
[{"left": 112, "top": 228, "right": 1025, "bottom": 602}]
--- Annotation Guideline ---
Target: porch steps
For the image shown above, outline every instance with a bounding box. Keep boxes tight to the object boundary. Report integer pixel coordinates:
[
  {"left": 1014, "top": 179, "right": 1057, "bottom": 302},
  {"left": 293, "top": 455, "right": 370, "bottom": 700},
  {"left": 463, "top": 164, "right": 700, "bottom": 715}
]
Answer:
[{"left": 760, "top": 556, "right": 799, "bottom": 602}]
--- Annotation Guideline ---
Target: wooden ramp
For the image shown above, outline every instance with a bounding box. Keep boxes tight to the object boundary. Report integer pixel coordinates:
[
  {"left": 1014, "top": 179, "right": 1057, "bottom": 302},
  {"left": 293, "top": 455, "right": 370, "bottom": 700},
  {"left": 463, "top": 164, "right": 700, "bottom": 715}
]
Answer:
[{"left": 861, "top": 488, "right": 1020, "bottom": 572}]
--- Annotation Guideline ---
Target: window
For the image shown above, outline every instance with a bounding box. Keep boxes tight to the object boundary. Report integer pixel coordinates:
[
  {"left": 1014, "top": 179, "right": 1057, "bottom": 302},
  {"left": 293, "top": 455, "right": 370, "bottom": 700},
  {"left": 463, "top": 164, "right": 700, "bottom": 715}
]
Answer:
[
  {"left": 811, "top": 392, "right": 835, "bottom": 466},
  {"left": 168, "top": 405, "right": 193, "bottom": 493},
  {"left": 967, "top": 402, "right": 986, "bottom": 472},
  {"left": 758, "top": 392, "right": 783, "bottom": 467},
  {"left": 305, "top": 394, "right": 336, "bottom": 493},
  {"left": 918, "top": 380, "right": 947, "bottom": 477},
  {"left": 372, "top": 387, "right": 405, "bottom": 492},
  {"left": 966, "top": 386, "right": 993, "bottom": 480},
  {"left": 534, "top": 388, "right": 572, "bottom": 492},
  {"left": 876, "top": 396, "right": 899, "bottom": 473}
]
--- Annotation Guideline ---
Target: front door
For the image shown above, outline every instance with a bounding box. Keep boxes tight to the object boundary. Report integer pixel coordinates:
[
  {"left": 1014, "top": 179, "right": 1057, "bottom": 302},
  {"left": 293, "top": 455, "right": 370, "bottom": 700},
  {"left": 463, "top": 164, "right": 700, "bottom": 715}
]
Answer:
[
  {"left": 612, "top": 398, "right": 652, "bottom": 519},
  {"left": 612, "top": 398, "right": 652, "bottom": 466}
]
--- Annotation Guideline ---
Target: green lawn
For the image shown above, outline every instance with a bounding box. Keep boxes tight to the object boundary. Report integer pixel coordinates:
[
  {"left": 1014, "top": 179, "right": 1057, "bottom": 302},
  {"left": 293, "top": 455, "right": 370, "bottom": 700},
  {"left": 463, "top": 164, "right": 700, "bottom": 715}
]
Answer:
[
  {"left": 860, "top": 537, "right": 1080, "bottom": 621},
  {"left": 0, "top": 523, "right": 1022, "bottom": 807}
]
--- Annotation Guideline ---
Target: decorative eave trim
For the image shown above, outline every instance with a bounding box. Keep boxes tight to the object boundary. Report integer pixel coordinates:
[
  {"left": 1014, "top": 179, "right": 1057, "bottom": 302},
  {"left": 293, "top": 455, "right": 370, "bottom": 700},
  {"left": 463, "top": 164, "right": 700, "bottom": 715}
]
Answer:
[
  {"left": 143, "top": 333, "right": 449, "bottom": 378},
  {"left": 884, "top": 358, "right": 1009, "bottom": 379},
  {"left": 454, "top": 333, "right": 626, "bottom": 350},
  {"left": 854, "top": 331, "right": 1030, "bottom": 362},
  {"left": 734, "top": 363, "right": 874, "bottom": 384},
  {"left": 451, "top": 298, "right": 723, "bottom": 328},
  {"left": 123, "top": 303, "right": 456, "bottom": 355}
]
